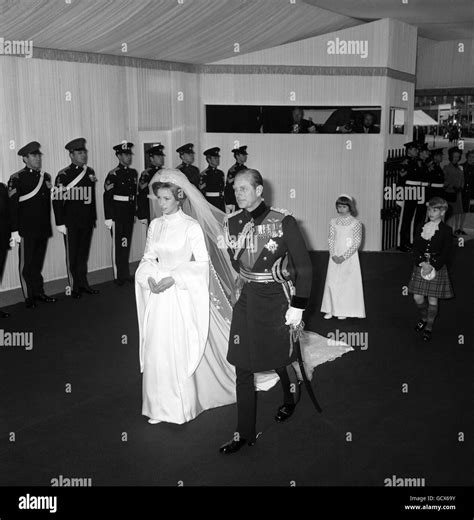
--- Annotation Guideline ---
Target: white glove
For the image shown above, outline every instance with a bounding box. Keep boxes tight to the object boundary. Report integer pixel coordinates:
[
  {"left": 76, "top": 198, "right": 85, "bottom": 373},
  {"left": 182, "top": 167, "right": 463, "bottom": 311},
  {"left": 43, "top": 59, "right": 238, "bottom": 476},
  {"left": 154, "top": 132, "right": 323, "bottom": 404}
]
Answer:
[
  {"left": 105, "top": 219, "right": 113, "bottom": 230},
  {"left": 139, "top": 219, "right": 148, "bottom": 225},
  {"left": 9, "top": 231, "right": 21, "bottom": 248},
  {"left": 56, "top": 225, "right": 67, "bottom": 235},
  {"left": 285, "top": 306, "right": 303, "bottom": 327}
]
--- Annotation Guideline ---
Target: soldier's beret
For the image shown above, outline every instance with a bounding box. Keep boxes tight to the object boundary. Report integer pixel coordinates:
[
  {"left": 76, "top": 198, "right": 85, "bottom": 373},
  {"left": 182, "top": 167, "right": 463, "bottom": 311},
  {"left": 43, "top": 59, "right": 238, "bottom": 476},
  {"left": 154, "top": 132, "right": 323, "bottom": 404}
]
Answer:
[
  {"left": 113, "top": 142, "right": 134, "bottom": 154},
  {"left": 65, "top": 138, "right": 87, "bottom": 152},
  {"left": 448, "top": 146, "right": 462, "bottom": 155},
  {"left": 419, "top": 143, "right": 431, "bottom": 152},
  {"left": 17, "top": 141, "right": 42, "bottom": 156},
  {"left": 147, "top": 143, "right": 165, "bottom": 156},
  {"left": 232, "top": 145, "right": 248, "bottom": 155},
  {"left": 403, "top": 141, "right": 420, "bottom": 150},
  {"left": 176, "top": 143, "right": 195, "bottom": 155},
  {"left": 203, "top": 147, "right": 220, "bottom": 157}
]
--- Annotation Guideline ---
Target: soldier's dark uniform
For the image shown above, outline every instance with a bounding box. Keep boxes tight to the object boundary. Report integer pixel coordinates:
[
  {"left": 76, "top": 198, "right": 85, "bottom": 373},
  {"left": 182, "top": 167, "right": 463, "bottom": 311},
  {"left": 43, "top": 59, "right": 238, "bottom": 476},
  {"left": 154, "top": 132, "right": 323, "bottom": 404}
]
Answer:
[
  {"left": 224, "top": 201, "right": 312, "bottom": 442},
  {"left": 137, "top": 144, "right": 165, "bottom": 223},
  {"left": 225, "top": 145, "right": 248, "bottom": 209},
  {"left": 398, "top": 142, "right": 428, "bottom": 251},
  {"left": 104, "top": 143, "right": 138, "bottom": 284},
  {"left": 200, "top": 147, "right": 225, "bottom": 211},
  {"left": 426, "top": 148, "right": 446, "bottom": 200},
  {"left": 53, "top": 138, "right": 98, "bottom": 296},
  {"left": 0, "top": 182, "right": 11, "bottom": 317},
  {"left": 176, "top": 143, "right": 200, "bottom": 189},
  {"left": 8, "top": 142, "right": 56, "bottom": 306}
]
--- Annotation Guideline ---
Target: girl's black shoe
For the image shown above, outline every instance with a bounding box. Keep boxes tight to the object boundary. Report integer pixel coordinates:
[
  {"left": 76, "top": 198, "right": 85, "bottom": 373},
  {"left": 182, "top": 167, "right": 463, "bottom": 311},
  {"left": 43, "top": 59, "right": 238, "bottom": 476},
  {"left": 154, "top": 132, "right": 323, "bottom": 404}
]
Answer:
[
  {"left": 414, "top": 320, "right": 427, "bottom": 332},
  {"left": 422, "top": 330, "right": 432, "bottom": 342}
]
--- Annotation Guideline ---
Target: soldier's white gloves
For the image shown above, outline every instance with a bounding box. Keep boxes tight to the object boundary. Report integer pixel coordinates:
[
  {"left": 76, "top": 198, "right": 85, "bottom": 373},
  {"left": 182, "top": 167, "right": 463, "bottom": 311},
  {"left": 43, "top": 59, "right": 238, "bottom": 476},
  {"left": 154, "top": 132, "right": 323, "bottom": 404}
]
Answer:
[
  {"left": 105, "top": 219, "right": 113, "bottom": 230},
  {"left": 139, "top": 219, "right": 148, "bottom": 225},
  {"left": 9, "top": 231, "right": 21, "bottom": 248},
  {"left": 56, "top": 225, "right": 67, "bottom": 235},
  {"left": 285, "top": 306, "right": 303, "bottom": 327}
]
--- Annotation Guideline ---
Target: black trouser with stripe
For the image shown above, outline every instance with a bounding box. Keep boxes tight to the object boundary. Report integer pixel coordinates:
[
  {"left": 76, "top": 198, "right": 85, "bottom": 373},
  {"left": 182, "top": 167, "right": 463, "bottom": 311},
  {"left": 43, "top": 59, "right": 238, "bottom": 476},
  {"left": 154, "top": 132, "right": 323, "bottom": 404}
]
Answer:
[
  {"left": 111, "top": 220, "right": 134, "bottom": 281},
  {"left": 18, "top": 236, "right": 48, "bottom": 300},
  {"left": 235, "top": 365, "right": 296, "bottom": 442},
  {"left": 0, "top": 241, "right": 8, "bottom": 306},
  {"left": 400, "top": 200, "right": 426, "bottom": 247},
  {"left": 64, "top": 226, "right": 93, "bottom": 292}
]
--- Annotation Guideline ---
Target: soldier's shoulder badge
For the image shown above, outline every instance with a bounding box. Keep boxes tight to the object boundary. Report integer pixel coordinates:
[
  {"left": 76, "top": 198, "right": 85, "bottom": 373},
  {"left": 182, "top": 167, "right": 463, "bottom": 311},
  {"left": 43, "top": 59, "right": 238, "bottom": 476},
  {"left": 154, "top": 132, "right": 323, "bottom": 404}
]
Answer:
[
  {"left": 57, "top": 167, "right": 68, "bottom": 177},
  {"left": 108, "top": 168, "right": 118, "bottom": 176},
  {"left": 270, "top": 206, "right": 292, "bottom": 216}
]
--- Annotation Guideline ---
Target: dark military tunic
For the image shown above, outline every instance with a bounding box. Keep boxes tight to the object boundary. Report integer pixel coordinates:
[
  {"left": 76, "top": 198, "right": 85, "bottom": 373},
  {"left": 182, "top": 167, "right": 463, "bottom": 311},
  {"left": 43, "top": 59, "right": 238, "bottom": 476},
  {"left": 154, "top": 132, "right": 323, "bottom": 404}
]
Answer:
[
  {"left": 225, "top": 162, "right": 246, "bottom": 208},
  {"left": 137, "top": 165, "right": 160, "bottom": 223},
  {"left": 426, "top": 162, "right": 445, "bottom": 200},
  {"left": 53, "top": 163, "right": 98, "bottom": 292},
  {"left": 225, "top": 201, "right": 312, "bottom": 371},
  {"left": 104, "top": 164, "right": 138, "bottom": 281},
  {"left": 461, "top": 162, "right": 474, "bottom": 212},
  {"left": 8, "top": 167, "right": 52, "bottom": 300},
  {"left": 199, "top": 166, "right": 225, "bottom": 211},
  {"left": 177, "top": 162, "right": 200, "bottom": 189}
]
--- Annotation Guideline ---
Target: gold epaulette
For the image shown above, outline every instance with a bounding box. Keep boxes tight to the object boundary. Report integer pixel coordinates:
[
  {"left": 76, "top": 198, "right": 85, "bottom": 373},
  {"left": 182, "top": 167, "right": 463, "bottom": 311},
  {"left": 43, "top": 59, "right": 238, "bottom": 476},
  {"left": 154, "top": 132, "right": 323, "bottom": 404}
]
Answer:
[{"left": 270, "top": 206, "right": 292, "bottom": 216}]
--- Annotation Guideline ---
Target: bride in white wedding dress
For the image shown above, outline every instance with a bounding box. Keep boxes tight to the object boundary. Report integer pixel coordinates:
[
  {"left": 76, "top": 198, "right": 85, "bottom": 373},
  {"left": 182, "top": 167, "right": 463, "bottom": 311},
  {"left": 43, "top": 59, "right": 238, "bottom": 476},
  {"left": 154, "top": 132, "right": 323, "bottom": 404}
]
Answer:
[{"left": 135, "top": 169, "right": 352, "bottom": 425}]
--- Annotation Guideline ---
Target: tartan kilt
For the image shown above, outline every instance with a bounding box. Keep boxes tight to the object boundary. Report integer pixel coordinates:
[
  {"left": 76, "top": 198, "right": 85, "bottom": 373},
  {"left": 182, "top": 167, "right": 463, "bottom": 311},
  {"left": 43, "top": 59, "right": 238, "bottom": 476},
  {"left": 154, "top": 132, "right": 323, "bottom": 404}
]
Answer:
[{"left": 408, "top": 264, "right": 454, "bottom": 299}]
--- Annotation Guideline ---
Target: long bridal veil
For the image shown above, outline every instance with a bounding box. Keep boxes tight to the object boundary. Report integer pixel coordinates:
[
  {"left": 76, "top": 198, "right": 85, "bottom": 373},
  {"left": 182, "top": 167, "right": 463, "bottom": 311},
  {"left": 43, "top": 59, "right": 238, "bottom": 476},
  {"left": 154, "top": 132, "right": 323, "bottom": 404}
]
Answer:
[{"left": 146, "top": 169, "right": 352, "bottom": 388}]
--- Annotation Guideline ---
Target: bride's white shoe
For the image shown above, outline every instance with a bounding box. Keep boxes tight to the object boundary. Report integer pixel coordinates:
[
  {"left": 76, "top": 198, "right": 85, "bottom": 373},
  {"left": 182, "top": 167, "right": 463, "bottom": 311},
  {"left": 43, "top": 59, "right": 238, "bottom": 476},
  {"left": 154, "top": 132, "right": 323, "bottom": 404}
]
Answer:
[
  {"left": 148, "top": 418, "right": 161, "bottom": 424},
  {"left": 323, "top": 313, "right": 333, "bottom": 319}
]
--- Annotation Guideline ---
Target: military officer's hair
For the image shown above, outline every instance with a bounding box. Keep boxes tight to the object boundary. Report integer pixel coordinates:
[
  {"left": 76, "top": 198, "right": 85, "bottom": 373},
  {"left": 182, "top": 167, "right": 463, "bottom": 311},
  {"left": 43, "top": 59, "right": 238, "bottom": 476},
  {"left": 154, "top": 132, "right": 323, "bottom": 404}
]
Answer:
[
  {"left": 335, "top": 195, "right": 356, "bottom": 216},
  {"left": 235, "top": 168, "right": 263, "bottom": 188},
  {"left": 466, "top": 150, "right": 473, "bottom": 159},
  {"left": 151, "top": 181, "right": 187, "bottom": 203}
]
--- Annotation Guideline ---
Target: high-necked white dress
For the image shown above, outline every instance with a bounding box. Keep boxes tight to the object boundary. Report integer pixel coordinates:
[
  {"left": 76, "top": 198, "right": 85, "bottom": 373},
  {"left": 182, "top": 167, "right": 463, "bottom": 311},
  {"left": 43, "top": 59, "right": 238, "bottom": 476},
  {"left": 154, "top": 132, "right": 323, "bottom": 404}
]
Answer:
[
  {"left": 135, "top": 209, "right": 235, "bottom": 423},
  {"left": 321, "top": 215, "right": 366, "bottom": 318}
]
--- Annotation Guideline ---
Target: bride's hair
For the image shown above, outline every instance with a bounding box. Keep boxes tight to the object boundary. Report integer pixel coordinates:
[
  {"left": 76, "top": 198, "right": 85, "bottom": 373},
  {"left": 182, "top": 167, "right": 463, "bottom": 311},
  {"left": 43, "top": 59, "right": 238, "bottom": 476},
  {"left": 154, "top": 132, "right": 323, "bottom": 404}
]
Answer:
[{"left": 151, "top": 181, "right": 187, "bottom": 204}]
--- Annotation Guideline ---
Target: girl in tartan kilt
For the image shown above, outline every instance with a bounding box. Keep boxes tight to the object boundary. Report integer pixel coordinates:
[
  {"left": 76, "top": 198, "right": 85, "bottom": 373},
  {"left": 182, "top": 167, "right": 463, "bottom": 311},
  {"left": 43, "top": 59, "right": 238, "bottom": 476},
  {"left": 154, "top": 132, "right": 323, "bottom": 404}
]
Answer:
[{"left": 408, "top": 197, "right": 454, "bottom": 341}]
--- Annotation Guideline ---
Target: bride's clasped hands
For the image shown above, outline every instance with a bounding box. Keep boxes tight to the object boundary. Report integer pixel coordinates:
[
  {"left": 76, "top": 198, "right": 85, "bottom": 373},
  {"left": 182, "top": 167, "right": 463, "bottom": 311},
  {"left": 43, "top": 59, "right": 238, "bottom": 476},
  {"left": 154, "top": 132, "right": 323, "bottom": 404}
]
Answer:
[{"left": 147, "top": 276, "right": 175, "bottom": 294}]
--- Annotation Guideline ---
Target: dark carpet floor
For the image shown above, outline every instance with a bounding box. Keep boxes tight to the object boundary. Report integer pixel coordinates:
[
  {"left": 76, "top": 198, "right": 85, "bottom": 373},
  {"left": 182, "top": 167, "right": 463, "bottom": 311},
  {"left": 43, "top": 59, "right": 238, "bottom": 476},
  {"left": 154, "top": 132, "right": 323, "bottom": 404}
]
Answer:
[{"left": 0, "top": 242, "right": 473, "bottom": 486}]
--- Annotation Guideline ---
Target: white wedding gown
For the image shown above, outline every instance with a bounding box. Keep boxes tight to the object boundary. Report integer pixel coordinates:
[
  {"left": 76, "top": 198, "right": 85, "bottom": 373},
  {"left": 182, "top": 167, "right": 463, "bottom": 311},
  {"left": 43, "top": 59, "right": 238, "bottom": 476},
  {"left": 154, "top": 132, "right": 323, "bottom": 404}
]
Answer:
[{"left": 136, "top": 209, "right": 353, "bottom": 424}]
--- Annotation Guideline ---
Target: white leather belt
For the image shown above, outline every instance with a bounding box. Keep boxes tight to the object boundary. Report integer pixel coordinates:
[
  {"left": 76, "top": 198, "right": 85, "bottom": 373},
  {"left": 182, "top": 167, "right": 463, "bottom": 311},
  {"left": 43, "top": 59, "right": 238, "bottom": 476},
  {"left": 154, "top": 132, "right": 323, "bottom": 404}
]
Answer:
[
  {"left": 405, "top": 180, "right": 429, "bottom": 187},
  {"left": 113, "top": 195, "right": 134, "bottom": 201},
  {"left": 205, "top": 192, "right": 222, "bottom": 197},
  {"left": 430, "top": 183, "right": 444, "bottom": 188}
]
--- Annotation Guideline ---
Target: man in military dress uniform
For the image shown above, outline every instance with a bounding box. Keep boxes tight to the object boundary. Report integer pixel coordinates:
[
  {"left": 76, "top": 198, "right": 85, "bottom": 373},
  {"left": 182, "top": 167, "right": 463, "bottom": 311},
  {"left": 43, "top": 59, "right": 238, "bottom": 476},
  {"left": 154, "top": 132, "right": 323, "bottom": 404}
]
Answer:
[
  {"left": 225, "top": 145, "right": 248, "bottom": 213},
  {"left": 0, "top": 181, "right": 11, "bottom": 317},
  {"left": 137, "top": 143, "right": 165, "bottom": 224},
  {"left": 426, "top": 148, "right": 446, "bottom": 200},
  {"left": 200, "top": 147, "right": 225, "bottom": 211},
  {"left": 398, "top": 141, "right": 427, "bottom": 252},
  {"left": 8, "top": 142, "right": 57, "bottom": 308},
  {"left": 104, "top": 142, "right": 138, "bottom": 286},
  {"left": 53, "top": 138, "right": 99, "bottom": 298},
  {"left": 176, "top": 143, "right": 200, "bottom": 189},
  {"left": 219, "top": 169, "right": 313, "bottom": 454}
]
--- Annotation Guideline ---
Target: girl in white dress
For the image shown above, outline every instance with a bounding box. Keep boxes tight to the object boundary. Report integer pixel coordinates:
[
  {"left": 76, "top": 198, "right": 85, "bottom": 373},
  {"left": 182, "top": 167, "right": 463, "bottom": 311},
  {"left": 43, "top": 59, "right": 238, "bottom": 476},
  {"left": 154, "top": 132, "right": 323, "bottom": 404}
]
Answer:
[{"left": 321, "top": 194, "right": 366, "bottom": 320}]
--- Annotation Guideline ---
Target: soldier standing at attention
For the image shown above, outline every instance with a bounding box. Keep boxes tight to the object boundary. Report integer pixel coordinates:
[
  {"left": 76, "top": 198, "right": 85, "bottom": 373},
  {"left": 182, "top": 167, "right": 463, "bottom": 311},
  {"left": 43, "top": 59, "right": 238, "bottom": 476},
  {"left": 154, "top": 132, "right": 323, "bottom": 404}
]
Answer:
[
  {"left": 398, "top": 141, "right": 425, "bottom": 252},
  {"left": 8, "top": 142, "right": 57, "bottom": 308},
  {"left": 0, "top": 181, "right": 11, "bottom": 317},
  {"left": 137, "top": 144, "right": 165, "bottom": 224},
  {"left": 225, "top": 145, "right": 248, "bottom": 213},
  {"left": 104, "top": 142, "right": 138, "bottom": 286},
  {"left": 176, "top": 143, "right": 200, "bottom": 189},
  {"left": 200, "top": 147, "right": 225, "bottom": 211},
  {"left": 53, "top": 138, "right": 99, "bottom": 299}
]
